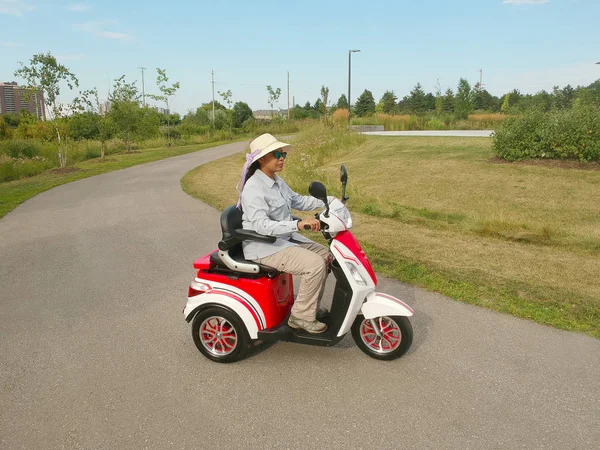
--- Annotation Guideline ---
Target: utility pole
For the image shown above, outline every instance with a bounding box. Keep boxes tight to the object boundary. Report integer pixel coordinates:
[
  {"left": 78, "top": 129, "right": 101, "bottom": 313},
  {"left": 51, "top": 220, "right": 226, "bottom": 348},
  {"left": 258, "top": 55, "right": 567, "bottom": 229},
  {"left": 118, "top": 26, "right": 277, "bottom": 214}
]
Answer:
[
  {"left": 211, "top": 70, "right": 215, "bottom": 127},
  {"left": 287, "top": 71, "right": 290, "bottom": 120},
  {"left": 139, "top": 66, "right": 147, "bottom": 106},
  {"left": 479, "top": 69, "right": 483, "bottom": 91}
]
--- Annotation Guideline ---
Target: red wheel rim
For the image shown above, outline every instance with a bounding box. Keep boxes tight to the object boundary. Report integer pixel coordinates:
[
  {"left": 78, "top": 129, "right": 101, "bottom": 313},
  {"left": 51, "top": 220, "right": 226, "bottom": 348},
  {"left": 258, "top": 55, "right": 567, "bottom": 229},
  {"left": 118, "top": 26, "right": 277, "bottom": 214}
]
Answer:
[
  {"left": 360, "top": 317, "right": 401, "bottom": 354},
  {"left": 199, "top": 316, "right": 238, "bottom": 356}
]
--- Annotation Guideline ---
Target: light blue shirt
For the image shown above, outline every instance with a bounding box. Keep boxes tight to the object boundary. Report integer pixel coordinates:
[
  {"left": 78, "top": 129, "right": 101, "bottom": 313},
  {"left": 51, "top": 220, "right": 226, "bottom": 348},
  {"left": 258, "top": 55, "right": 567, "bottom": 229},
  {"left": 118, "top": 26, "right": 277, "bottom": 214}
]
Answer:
[{"left": 240, "top": 170, "right": 327, "bottom": 260}]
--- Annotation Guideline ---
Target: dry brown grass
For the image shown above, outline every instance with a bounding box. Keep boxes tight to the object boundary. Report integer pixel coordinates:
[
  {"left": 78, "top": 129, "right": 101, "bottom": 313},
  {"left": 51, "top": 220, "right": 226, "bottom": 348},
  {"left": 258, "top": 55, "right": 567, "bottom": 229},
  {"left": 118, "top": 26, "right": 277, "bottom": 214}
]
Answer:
[{"left": 332, "top": 109, "right": 349, "bottom": 124}]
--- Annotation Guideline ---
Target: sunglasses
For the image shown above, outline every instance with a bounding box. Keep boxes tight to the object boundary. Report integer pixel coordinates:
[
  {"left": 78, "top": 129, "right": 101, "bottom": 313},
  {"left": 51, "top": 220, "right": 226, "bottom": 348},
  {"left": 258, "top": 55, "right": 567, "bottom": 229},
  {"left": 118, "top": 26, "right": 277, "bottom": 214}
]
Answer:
[{"left": 273, "top": 151, "right": 287, "bottom": 160}]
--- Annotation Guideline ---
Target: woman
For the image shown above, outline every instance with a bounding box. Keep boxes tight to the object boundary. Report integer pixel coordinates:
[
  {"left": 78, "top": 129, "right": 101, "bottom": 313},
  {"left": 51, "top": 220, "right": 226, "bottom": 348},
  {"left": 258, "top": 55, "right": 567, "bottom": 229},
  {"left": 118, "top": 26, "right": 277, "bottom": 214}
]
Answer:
[{"left": 238, "top": 133, "right": 331, "bottom": 334}]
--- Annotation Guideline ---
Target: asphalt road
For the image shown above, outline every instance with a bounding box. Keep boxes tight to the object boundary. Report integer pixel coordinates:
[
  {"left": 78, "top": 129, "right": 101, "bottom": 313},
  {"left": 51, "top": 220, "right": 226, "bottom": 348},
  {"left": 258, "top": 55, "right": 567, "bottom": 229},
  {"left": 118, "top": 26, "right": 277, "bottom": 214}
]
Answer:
[{"left": 1, "top": 141, "right": 599, "bottom": 450}]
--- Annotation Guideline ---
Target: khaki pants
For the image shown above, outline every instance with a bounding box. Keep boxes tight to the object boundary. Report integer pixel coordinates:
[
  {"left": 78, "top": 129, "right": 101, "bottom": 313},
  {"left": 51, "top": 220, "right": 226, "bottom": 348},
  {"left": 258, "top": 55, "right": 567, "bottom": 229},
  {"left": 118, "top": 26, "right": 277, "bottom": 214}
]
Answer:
[{"left": 254, "top": 242, "right": 331, "bottom": 321}]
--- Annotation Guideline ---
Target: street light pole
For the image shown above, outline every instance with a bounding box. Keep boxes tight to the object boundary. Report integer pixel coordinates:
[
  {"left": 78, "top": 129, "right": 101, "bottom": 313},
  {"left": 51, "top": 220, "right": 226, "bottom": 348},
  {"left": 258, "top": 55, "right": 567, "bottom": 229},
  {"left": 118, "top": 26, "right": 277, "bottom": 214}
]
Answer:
[{"left": 348, "top": 49, "right": 360, "bottom": 125}]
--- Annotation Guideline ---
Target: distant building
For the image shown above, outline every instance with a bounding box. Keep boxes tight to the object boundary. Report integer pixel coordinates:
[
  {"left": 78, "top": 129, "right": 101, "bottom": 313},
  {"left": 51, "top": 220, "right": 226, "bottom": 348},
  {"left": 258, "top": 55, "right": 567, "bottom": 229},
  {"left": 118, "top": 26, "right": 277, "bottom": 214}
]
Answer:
[
  {"left": 99, "top": 101, "right": 110, "bottom": 116},
  {"left": 253, "top": 109, "right": 286, "bottom": 120},
  {"left": 152, "top": 106, "right": 170, "bottom": 115},
  {"left": 0, "top": 81, "right": 46, "bottom": 120}
]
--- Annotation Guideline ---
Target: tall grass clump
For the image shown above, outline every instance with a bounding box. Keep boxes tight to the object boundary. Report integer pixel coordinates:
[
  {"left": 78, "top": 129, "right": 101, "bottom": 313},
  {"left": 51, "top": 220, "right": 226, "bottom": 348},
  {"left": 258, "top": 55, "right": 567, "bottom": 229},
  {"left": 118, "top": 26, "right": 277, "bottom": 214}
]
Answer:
[
  {"left": 378, "top": 114, "right": 411, "bottom": 131},
  {"left": 493, "top": 105, "right": 600, "bottom": 161},
  {"left": 332, "top": 108, "right": 349, "bottom": 124},
  {"left": 284, "top": 122, "right": 366, "bottom": 193}
]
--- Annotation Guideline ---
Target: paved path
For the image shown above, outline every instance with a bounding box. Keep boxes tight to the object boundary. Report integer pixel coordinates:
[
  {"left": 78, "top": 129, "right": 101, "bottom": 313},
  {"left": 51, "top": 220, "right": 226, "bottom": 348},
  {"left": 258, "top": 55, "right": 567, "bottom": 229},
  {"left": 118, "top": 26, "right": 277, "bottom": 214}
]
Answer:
[
  {"left": 363, "top": 130, "right": 494, "bottom": 137},
  {"left": 1, "top": 141, "right": 598, "bottom": 449}
]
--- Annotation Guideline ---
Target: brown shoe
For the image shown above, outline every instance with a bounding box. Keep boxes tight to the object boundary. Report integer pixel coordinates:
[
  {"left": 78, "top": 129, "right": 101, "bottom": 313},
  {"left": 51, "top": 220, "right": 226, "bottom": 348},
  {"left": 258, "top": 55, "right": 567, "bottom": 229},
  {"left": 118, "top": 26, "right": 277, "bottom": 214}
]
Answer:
[{"left": 288, "top": 315, "right": 328, "bottom": 334}]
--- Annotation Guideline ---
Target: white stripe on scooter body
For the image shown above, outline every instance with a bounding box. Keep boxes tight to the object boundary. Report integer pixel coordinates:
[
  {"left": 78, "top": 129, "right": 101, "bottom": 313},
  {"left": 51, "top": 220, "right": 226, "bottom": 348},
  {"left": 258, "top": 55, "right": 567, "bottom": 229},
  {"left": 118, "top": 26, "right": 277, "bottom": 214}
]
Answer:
[{"left": 184, "top": 279, "right": 266, "bottom": 338}]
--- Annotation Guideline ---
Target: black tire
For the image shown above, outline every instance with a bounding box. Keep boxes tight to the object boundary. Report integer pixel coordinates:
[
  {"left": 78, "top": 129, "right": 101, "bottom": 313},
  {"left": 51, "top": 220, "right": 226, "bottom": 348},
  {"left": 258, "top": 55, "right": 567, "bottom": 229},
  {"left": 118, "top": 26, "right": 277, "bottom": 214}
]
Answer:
[
  {"left": 351, "top": 315, "right": 413, "bottom": 361},
  {"left": 191, "top": 306, "right": 249, "bottom": 363}
]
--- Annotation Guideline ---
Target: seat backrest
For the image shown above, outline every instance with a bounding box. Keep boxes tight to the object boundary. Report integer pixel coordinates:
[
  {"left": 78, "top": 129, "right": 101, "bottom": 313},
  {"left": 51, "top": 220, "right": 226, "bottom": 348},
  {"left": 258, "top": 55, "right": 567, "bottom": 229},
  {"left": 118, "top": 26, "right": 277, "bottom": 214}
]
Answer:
[
  {"left": 218, "top": 205, "right": 244, "bottom": 253},
  {"left": 220, "top": 205, "right": 243, "bottom": 240}
]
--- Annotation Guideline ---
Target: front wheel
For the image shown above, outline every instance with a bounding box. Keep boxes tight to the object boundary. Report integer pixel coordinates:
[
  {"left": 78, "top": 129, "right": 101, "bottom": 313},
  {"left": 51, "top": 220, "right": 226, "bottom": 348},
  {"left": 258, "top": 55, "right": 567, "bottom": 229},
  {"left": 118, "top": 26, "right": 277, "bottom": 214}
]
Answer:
[
  {"left": 351, "top": 315, "right": 413, "bottom": 361},
  {"left": 191, "top": 307, "right": 249, "bottom": 363}
]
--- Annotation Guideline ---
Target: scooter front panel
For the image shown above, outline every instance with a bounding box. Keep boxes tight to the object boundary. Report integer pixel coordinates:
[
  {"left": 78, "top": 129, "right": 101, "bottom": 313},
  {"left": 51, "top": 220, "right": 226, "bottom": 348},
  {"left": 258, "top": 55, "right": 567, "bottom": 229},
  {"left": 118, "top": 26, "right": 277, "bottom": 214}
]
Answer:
[{"left": 330, "top": 239, "right": 375, "bottom": 337}]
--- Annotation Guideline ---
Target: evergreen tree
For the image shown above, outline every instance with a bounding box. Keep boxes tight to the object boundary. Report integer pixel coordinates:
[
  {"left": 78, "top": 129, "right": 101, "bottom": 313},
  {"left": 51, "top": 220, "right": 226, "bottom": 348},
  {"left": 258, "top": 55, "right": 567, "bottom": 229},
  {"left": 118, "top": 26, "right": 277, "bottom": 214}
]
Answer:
[
  {"left": 443, "top": 88, "right": 455, "bottom": 113},
  {"left": 409, "top": 83, "right": 428, "bottom": 113},
  {"left": 454, "top": 78, "right": 474, "bottom": 119},
  {"left": 336, "top": 94, "right": 348, "bottom": 109},
  {"left": 379, "top": 91, "right": 397, "bottom": 114},
  {"left": 354, "top": 89, "right": 376, "bottom": 117}
]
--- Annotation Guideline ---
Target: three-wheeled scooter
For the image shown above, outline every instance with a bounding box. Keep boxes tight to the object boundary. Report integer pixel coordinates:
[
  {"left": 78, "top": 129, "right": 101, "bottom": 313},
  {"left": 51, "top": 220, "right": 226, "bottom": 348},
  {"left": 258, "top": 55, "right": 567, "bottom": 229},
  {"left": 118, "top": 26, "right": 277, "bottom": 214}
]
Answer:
[{"left": 184, "top": 165, "right": 413, "bottom": 362}]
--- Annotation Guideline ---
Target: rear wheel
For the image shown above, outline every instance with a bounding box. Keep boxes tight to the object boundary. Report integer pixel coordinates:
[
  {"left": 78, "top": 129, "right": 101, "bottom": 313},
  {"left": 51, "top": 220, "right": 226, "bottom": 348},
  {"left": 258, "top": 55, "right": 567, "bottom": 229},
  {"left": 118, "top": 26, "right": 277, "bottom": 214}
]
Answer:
[
  {"left": 351, "top": 315, "right": 413, "bottom": 361},
  {"left": 191, "top": 307, "right": 249, "bottom": 363}
]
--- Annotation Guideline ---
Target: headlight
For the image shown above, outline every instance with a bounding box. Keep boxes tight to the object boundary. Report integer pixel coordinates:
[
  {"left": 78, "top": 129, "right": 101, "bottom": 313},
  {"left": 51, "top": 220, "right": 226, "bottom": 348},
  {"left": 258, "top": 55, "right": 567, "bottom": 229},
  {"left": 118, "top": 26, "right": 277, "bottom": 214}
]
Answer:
[{"left": 346, "top": 262, "right": 367, "bottom": 286}]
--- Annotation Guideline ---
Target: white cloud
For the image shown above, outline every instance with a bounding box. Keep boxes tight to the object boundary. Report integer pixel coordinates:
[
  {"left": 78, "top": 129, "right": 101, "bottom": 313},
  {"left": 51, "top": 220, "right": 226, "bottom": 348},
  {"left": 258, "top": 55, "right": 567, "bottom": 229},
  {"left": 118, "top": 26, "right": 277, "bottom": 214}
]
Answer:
[
  {"left": 73, "top": 20, "right": 132, "bottom": 41},
  {"left": 502, "top": 0, "right": 550, "bottom": 5},
  {"left": 66, "top": 3, "right": 89, "bottom": 11},
  {"left": 0, "top": 0, "right": 35, "bottom": 16},
  {"left": 0, "top": 41, "right": 22, "bottom": 47}
]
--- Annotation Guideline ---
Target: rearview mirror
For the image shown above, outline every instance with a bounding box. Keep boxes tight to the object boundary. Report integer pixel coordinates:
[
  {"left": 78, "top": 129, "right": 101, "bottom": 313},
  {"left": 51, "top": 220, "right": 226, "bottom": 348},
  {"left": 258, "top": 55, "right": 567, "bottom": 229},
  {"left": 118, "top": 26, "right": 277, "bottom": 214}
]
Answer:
[
  {"left": 340, "top": 164, "right": 348, "bottom": 184},
  {"left": 309, "top": 181, "right": 328, "bottom": 203}
]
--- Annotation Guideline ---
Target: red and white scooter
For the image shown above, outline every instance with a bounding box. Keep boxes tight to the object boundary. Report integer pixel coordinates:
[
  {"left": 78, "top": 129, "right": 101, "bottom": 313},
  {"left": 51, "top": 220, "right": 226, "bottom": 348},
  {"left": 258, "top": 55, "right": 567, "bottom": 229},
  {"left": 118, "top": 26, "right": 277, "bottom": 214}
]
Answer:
[{"left": 184, "top": 165, "right": 414, "bottom": 363}]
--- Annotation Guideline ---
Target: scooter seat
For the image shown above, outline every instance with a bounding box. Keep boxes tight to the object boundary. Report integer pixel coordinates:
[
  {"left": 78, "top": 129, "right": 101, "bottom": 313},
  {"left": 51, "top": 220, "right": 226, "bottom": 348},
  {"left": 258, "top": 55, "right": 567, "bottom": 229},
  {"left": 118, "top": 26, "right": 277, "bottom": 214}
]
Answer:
[{"left": 209, "top": 250, "right": 281, "bottom": 276}]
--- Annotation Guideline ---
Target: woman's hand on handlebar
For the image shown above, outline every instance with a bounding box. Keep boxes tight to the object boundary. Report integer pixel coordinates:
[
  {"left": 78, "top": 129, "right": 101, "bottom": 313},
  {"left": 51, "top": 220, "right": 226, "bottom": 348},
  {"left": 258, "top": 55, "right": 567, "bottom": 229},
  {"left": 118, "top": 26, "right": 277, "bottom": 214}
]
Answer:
[{"left": 298, "top": 218, "right": 321, "bottom": 231}]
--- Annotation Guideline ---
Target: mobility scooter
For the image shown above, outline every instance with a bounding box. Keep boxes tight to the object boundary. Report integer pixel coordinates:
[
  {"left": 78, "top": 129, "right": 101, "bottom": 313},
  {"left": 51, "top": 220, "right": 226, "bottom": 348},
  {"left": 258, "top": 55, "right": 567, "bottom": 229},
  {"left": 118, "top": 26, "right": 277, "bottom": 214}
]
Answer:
[{"left": 184, "top": 165, "right": 414, "bottom": 362}]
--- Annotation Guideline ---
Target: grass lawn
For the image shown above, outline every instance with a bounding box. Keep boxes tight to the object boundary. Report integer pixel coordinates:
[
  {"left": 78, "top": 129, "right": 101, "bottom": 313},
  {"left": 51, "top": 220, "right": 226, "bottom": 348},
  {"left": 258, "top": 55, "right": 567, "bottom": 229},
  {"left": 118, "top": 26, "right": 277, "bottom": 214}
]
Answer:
[
  {"left": 182, "top": 128, "right": 600, "bottom": 338},
  {"left": 0, "top": 138, "right": 247, "bottom": 219}
]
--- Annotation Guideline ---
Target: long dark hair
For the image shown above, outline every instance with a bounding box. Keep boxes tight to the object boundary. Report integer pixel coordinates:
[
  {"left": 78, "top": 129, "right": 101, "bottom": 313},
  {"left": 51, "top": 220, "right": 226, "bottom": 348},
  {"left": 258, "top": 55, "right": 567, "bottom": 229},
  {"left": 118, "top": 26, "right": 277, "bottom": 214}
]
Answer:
[{"left": 244, "top": 161, "right": 261, "bottom": 185}]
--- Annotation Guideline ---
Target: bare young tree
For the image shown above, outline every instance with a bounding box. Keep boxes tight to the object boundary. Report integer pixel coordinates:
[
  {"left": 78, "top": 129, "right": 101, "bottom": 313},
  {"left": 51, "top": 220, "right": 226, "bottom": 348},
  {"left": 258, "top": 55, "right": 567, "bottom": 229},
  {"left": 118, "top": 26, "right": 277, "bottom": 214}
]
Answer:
[{"left": 15, "top": 52, "right": 87, "bottom": 168}]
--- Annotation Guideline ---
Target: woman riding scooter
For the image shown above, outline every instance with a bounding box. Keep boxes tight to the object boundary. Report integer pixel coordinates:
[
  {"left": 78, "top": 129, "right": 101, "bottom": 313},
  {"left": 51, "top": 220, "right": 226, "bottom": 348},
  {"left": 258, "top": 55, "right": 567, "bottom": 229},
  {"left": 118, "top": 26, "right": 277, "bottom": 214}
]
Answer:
[{"left": 238, "top": 133, "right": 332, "bottom": 334}]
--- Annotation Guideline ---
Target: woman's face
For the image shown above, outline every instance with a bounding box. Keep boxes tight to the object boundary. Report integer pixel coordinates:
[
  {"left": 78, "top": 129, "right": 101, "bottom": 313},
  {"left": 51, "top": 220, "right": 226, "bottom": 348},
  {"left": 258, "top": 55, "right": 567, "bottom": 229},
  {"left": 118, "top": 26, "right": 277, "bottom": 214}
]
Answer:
[{"left": 259, "top": 150, "right": 287, "bottom": 175}]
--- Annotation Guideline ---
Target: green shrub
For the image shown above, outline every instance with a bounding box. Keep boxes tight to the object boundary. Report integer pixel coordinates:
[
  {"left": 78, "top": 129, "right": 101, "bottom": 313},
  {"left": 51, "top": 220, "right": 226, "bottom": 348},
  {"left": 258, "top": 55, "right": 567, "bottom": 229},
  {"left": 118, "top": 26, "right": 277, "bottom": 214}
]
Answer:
[
  {"left": 0, "top": 154, "right": 55, "bottom": 182},
  {"left": 0, "top": 139, "right": 43, "bottom": 158},
  {"left": 493, "top": 105, "right": 600, "bottom": 161}
]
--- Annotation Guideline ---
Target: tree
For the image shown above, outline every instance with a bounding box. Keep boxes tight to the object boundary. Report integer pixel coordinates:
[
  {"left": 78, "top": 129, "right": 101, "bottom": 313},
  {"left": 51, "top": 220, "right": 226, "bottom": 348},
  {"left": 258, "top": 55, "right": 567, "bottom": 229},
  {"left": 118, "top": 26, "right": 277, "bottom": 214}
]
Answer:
[
  {"left": 354, "top": 89, "right": 376, "bottom": 117},
  {"left": 336, "top": 94, "right": 348, "bottom": 110},
  {"left": 379, "top": 91, "right": 397, "bottom": 114},
  {"left": 473, "top": 88, "right": 498, "bottom": 111},
  {"left": 435, "top": 81, "right": 444, "bottom": 115},
  {"left": 232, "top": 101, "right": 253, "bottom": 128},
  {"left": 552, "top": 85, "right": 575, "bottom": 110},
  {"left": 443, "top": 88, "right": 455, "bottom": 113},
  {"left": 14, "top": 52, "right": 88, "bottom": 168},
  {"left": 147, "top": 68, "right": 179, "bottom": 146},
  {"left": 408, "top": 83, "right": 428, "bottom": 113},
  {"left": 69, "top": 111, "right": 100, "bottom": 141},
  {"left": 454, "top": 78, "right": 474, "bottom": 119},
  {"left": 501, "top": 93, "right": 511, "bottom": 113},
  {"left": 218, "top": 89, "right": 233, "bottom": 131},
  {"left": 184, "top": 107, "right": 210, "bottom": 125},
  {"left": 320, "top": 86, "right": 330, "bottom": 120},
  {"left": 313, "top": 98, "right": 323, "bottom": 115},
  {"left": 200, "top": 101, "right": 226, "bottom": 111},
  {"left": 266, "top": 85, "right": 281, "bottom": 117},
  {"left": 109, "top": 75, "right": 159, "bottom": 152}
]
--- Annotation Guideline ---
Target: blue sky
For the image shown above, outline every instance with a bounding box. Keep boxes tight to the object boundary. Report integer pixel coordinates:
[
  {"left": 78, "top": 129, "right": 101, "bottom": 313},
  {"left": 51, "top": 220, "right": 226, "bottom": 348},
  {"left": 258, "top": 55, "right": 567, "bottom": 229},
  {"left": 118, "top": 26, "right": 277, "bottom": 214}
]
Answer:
[{"left": 1, "top": 0, "right": 599, "bottom": 114}]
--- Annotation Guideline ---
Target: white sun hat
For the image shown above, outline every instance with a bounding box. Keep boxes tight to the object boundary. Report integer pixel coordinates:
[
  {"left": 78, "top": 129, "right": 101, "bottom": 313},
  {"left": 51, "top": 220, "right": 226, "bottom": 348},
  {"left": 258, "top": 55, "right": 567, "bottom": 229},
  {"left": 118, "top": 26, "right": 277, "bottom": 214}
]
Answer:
[{"left": 249, "top": 133, "right": 291, "bottom": 164}]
